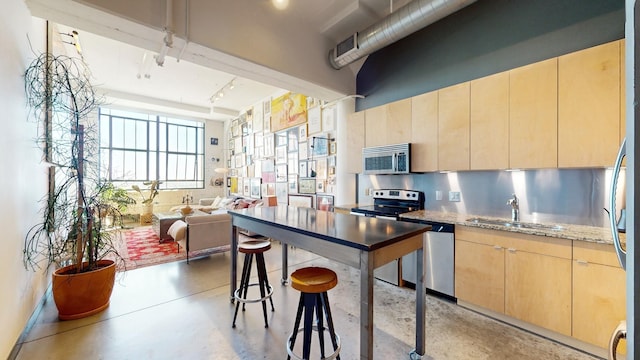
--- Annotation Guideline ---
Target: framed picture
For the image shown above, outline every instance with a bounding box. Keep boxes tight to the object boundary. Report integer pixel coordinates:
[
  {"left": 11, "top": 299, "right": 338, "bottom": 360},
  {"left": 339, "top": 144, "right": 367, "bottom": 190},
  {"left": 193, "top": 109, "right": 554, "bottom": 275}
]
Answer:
[
  {"left": 322, "top": 106, "right": 336, "bottom": 132},
  {"left": 298, "top": 124, "right": 307, "bottom": 141},
  {"left": 276, "top": 130, "right": 288, "bottom": 147},
  {"left": 317, "top": 195, "right": 334, "bottom": 212},
  {"left": 307, "top": 160, "right": 316, "bottom": 177},
  {"left": 271, "top": 92, "right": 308, "bottom": 133},
  {"left": 276, "top": 182, "right": 288, "bottom": 205},
  {"left": 266, "top": 183, "right": 276, "bottom": 196},
  {"left": 276, "top": 145, "right": 287, "bottom": 164},
  {"left": 315, "top": 158, "right": 327, "bottom": 179},
  {"left": 299, "top": 160, "right": 308, "bottom": 177},
  {"left": 243, "top": 179, "right": 251, "bottom": 197},
  {"left": 288, "top": 175, "right": 298, "bottom": 194},
  {"left": 287, "top": 128, "right": 298, "bottom": 152},
  {"left": 276, "top": 164, "right": 288, "bottom": 182},
  {"left": 288, "top": 194, "right": 313, "bottom": 208},
  {"left": 316, "top": 180, "right": 325, "bottom": 193},
  {"left": 250, "top": 178, "right": 261, "bottom": 199},
  {"left": 263, "top": 171, "right": 276, "bottom": 183},
  {"left": 263, "top": 133, "right": 275, "bottom": 157},
  {"left": 263, "top": 99, "right": 271, "bottom": 132},
  {"left": 288, "top": 152, "right": 298, "bottom": 174},
  {"left": 310, "top": 135, "right": 329, "bottom": 157},
  {"left": 210, "top": 137, "right": 218, "bottom": 145},
  {"left": 307, "top": 106, "right": 322, "bottom": 134},
  {"left": 298, "top": 141, "right": 308, "bottom": 160},
  {"left": 231, "top": 118, "right": 240, "bottom": 137},
  {"left": 298, "top": 178, "right": 316, "bottom": 194}
]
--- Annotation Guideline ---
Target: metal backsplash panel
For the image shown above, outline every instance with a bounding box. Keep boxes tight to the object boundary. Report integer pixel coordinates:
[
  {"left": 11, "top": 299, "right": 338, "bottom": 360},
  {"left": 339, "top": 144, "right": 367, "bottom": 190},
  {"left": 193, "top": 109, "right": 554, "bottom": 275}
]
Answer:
[{"left": 357, "top": 168, "right": 616, "bottom": 227}]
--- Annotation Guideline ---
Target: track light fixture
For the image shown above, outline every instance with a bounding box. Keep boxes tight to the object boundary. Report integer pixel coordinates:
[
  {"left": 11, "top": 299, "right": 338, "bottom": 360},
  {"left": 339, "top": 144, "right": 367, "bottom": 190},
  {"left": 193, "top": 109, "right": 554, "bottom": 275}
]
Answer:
[{"left": 209, "top": 77, "right": 237, "bottom": 103}]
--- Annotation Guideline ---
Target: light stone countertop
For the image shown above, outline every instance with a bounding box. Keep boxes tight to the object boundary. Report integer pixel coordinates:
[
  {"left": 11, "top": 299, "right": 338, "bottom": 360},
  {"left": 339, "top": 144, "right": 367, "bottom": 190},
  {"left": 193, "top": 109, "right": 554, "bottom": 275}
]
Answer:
[{"left": 400, "top": 210, "right": 622, "bottom": 245}]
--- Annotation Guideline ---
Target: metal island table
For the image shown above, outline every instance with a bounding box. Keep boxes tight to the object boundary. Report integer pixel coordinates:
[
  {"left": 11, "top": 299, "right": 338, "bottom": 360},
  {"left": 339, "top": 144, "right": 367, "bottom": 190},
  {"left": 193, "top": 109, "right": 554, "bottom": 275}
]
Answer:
[{"left": 229, "top": 205, "right": 431, "bottom": 360}]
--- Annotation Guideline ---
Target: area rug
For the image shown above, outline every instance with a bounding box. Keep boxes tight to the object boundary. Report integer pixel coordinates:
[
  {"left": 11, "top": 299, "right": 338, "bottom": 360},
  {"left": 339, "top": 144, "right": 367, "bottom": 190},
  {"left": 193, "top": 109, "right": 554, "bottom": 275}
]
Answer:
[{"left": 119, "top": 226, "right": 230, "bottom": 271}]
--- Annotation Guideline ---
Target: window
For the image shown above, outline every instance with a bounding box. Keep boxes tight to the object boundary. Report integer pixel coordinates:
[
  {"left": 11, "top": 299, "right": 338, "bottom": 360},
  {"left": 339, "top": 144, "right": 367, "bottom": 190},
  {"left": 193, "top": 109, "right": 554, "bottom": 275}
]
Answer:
[{"left": 99, "top": 108, "right": 205, "bottom": 189}]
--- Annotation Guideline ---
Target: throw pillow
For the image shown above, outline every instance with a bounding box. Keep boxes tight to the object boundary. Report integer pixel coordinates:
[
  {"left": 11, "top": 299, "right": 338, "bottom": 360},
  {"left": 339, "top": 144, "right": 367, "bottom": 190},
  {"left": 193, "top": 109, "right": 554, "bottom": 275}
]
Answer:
[{"left": 167, "top": 220, "right": 187, "bottom": 241}]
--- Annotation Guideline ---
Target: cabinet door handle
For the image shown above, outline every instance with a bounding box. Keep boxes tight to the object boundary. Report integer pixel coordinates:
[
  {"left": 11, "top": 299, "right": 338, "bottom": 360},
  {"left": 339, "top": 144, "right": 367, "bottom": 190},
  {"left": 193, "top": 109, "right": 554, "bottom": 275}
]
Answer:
[
  {"left": 493, "top": 245, "right": 502, "bottom": 250},
  {"left": 576, "top": 259, "right": 589, "bottom": 265},
  {"left": 508, "top": 248, "right": 517, "bottom": 253}
]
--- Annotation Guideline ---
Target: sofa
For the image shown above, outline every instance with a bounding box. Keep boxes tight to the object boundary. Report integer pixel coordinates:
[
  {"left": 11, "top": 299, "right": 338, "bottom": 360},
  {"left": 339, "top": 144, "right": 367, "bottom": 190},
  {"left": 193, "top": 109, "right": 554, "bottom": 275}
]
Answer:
[{"left": 167, "top": 212, "right": 232, "bottom": 263}]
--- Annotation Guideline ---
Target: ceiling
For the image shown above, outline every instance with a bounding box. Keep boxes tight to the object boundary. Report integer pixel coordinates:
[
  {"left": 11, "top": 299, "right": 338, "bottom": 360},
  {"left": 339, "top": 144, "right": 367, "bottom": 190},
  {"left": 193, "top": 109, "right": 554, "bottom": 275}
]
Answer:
[{"left": 49, "top": 0, "right": 413, "bottom": 122}]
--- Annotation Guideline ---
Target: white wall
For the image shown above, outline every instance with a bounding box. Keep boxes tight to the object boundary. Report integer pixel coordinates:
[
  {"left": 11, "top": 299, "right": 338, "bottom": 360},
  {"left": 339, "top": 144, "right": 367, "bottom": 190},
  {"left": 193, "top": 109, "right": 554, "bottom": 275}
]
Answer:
[{"left": 0, "top": 2, "right": 51, "bottom": 358}]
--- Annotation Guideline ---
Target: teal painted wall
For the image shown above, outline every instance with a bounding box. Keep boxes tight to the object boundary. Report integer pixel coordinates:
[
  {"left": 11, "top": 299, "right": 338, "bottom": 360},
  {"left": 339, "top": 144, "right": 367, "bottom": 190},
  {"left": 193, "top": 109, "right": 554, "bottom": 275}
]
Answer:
[{"left": 356, "top": 0, "right": 624, "bottom": 111}]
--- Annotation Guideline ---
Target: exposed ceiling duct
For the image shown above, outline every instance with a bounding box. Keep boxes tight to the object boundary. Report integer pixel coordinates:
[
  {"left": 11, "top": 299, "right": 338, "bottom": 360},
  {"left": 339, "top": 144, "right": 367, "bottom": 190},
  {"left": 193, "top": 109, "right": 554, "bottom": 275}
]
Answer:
[{"left": 328, "top": 0, "right": 477, "bottom": 69}]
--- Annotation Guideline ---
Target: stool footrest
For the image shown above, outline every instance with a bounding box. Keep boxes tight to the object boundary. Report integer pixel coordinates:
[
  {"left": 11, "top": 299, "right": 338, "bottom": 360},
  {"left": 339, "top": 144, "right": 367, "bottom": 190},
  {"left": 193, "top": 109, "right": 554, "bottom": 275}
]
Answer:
[
  {"left": 287, "top": 328, "right": 341, "bottom": 360},
  {"left": 233, "top": 283, "right": 274, "bottom": 304}
]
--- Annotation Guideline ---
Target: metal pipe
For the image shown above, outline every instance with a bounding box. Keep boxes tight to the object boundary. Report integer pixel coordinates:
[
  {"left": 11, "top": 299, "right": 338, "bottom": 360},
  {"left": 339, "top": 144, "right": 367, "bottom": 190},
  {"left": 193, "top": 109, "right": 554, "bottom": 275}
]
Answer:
[{"left": 329, "top": 0, "right": 476, "bottom": 69}]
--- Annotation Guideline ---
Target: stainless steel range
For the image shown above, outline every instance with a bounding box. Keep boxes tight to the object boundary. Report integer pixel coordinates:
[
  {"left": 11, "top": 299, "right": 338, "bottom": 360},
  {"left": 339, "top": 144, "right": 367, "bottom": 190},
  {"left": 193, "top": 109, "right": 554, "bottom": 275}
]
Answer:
[{"left": 350, "top": 189, "right": 425, "bottom": 285}]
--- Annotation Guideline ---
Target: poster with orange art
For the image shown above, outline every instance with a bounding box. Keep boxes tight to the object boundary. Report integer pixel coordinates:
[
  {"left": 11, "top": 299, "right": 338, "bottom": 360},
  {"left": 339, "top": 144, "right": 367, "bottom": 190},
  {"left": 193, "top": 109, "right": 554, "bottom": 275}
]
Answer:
[{"left": 271, "top": 92, "right": 307, "bottom": 132}]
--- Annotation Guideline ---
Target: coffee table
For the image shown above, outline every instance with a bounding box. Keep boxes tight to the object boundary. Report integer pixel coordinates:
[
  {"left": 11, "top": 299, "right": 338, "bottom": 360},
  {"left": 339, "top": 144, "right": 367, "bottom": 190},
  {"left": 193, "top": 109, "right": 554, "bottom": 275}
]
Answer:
[{"left": 152, "top": 210, "right": 207, "bottom": 243}]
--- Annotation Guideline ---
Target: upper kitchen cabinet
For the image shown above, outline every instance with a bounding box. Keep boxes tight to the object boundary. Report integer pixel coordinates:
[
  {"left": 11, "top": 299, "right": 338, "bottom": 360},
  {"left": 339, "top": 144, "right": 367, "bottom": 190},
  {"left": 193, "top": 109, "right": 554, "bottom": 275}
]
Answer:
[
  {"left": 558, "top": 40, "right": 621, "bottom": 167},
  {"left": 346, "top": 111, "right": 365, "bottom": 173},
  {"left": 438, "top": 82, "right": 470, "bottom": 171},
  {"left": 411, "top": 91, "right": 439, "bottom": 172},
  {"left": 509, "top": 58, "right": 558, "bottom": 169},
  {"left": 470, "top": 72, "right": 509, "bottom": 170},
  {"left": 364, "top": 98, "right": 412, "bottom": 147}
]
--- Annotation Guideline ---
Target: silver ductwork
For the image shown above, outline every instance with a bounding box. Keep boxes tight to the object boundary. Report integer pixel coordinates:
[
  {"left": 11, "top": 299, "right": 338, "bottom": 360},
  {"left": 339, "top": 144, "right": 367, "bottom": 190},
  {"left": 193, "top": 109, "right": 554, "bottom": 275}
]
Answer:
[{"left": 329, "top": 0, "right": 477, "bottom": 69}]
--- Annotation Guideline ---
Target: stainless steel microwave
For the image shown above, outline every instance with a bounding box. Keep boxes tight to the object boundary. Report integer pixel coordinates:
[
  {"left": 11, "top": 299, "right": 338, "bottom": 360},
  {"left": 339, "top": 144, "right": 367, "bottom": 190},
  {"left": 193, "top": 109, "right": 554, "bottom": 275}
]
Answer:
[{"left": 362, "top": 143, "right": 411, "bottom": 175}]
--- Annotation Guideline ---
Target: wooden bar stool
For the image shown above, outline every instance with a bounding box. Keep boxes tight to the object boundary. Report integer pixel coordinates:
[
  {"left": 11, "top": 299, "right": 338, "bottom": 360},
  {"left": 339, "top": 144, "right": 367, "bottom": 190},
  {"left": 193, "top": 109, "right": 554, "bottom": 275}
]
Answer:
[
  {"left": 287, "top": 267, "right": 341, "bottom": 360},
  {"left": 232, "top": 239, "right": 275, "bottom": 328}
]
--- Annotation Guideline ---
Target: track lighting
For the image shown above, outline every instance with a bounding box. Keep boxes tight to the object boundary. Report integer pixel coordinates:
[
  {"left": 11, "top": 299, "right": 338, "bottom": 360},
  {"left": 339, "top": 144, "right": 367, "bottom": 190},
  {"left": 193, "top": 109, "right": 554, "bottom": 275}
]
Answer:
[{"left": 209, "top": 77, "right": 237, "bottom": 104}]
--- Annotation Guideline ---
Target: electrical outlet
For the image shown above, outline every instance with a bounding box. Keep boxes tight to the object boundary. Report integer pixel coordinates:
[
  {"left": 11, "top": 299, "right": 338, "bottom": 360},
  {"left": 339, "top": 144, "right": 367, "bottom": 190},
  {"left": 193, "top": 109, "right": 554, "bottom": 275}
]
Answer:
[
  {"left": 448, "top": 191, "right": 461, "bottom": 202},
  {"left": 435, "top": 190, "right": 443, "bottom": 201},
  {"left": 365, "top": 188, "right": 371, "bottom": 196}
]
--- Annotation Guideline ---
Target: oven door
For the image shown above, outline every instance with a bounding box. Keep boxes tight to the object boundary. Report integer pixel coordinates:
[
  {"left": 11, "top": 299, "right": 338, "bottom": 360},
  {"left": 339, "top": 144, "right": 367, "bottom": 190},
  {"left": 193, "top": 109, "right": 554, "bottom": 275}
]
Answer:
[{"left": 350, "top": 211, "right": 401, "bottom": 286}]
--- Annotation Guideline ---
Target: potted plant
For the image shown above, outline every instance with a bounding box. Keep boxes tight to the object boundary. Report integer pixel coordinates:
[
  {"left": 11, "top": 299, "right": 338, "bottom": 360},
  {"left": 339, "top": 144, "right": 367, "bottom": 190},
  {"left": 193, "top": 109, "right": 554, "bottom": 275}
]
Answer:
[
  {"left": 23, "top": 53, "right": 122, "bottom": 320},
  {"left": 99, "top": 182, "right": 136, "bottom": 229},
  {"left": 132, "top": 180, "right": 160, "bottom": 224}
]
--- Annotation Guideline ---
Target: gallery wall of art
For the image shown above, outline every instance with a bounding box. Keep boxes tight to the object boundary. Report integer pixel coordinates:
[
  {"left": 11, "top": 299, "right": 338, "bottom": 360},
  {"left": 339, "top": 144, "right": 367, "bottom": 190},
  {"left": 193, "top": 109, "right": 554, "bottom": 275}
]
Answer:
[{"left": 226, "top": 92, "right": 337, "bottom": 211}]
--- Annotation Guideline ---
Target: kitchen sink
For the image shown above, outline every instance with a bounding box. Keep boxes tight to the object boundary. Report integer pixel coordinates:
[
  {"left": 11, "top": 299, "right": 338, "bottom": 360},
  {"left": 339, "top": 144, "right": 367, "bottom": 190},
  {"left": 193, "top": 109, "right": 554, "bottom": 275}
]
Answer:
[{"left": 466, "top": 217, "right": 563, "bottom": 231}]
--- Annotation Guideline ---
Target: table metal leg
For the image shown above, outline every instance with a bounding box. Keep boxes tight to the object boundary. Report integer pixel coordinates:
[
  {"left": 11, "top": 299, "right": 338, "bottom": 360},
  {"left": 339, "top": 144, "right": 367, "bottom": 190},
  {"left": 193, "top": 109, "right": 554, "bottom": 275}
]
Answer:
[
  {"left": 230, "top": 226, "right": 238, "bottom": 303},
  {"left": 360, "top": 251, "right": 374, "bottom": 360},
  {"left": 281, "top": 243, "right": 289, "bottom": 285},
  {"left": 413, "top": 246, "right": 426, "bottom": 356}
]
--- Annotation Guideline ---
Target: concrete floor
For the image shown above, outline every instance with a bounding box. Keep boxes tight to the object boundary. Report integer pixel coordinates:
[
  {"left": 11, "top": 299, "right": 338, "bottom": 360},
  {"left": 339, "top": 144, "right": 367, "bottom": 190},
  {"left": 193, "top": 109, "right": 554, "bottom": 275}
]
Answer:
[{"left": 15, "top": 241, "right": 600, "bottom": 360}]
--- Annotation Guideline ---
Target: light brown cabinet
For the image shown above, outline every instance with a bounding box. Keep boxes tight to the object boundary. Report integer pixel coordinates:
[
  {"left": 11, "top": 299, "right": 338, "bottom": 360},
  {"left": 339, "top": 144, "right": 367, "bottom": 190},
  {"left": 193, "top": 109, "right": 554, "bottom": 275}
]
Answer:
[
  {"left": 438, "top": 82, "right": 470, "bottom": 171},
  {"left": 509, "top": 58, "right": 558, "bottom": 169},
  {"left": 505, "top": 246, "right": 572, "bottom": 336},
  {"left": 364, "top": 98, "right": 412, "bottom": 147},
  {"left": 455, "top": 238, "right": 505, "bottom": 313},
  {"left": 470, "top": 72, "right": 509, "bottom": 170},
  {"left": 455, "top": 226, "right": 572, "bottom": 336},
  {"left": 558, "top": 40, "right": 621, "bottom": 167},
  {"left": 572, "top": 241, "right": 626, "bottom": 351},
  {"left": 411, "top": 91, "right": 438, "bottom": 172},
  {"left": 346, "top": 111, "right": 365, "bottom": 173}
]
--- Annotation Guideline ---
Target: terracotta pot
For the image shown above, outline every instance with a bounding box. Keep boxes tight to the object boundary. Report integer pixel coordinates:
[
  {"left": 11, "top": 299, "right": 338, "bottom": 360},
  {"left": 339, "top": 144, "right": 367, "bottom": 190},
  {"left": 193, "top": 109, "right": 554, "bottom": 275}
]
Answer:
[{"left": 52, "top": 259, "right": 116, "bottom": 320}]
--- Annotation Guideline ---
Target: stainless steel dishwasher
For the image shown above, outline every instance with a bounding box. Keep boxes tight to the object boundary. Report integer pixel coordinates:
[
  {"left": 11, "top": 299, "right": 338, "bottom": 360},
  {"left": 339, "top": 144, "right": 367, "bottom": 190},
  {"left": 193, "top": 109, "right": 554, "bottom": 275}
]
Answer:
[{"left": 400, "top": 219, "right": 455, "bottom": 299}]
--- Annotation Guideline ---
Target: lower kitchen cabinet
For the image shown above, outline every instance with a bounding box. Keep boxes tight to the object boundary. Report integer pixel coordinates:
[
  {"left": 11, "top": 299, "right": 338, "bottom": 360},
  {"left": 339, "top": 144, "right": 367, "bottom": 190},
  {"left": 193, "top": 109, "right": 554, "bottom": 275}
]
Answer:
[
  {"left": 505, "top": 249, "right": 572, "bottom": 336},
  {"left": 455, "top": 239, "right": 505, "bottom": 313},
  {"left": 572, "top": 241, "right": 626, "bottom": 351},
  {"left": 455, "top": 226, "right": 572, "bottom": 336}
]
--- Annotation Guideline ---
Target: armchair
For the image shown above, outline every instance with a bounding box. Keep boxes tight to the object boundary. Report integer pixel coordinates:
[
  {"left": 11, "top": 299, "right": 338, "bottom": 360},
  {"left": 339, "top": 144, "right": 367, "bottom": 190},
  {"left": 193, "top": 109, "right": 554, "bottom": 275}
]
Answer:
[{"left": 167, "top": 212, "right": 232, "bottom": 263}]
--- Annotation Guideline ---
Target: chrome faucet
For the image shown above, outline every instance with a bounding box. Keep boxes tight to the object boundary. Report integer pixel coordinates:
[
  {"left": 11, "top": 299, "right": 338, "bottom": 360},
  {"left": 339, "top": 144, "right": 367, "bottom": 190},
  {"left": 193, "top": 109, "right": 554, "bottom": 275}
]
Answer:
[{"left": 507, "top": 194, "right": 519, "bottom": 222}]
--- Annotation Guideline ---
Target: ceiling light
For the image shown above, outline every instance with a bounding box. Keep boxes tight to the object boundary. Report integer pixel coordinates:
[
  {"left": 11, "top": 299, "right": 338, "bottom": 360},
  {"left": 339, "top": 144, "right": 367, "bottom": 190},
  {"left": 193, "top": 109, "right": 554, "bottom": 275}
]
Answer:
[
  {"left": 272, "top": 0, "right": 289, "bottom": 10},
  {"left": 209, "top": 77, "right": 236, "bottom": 104}
]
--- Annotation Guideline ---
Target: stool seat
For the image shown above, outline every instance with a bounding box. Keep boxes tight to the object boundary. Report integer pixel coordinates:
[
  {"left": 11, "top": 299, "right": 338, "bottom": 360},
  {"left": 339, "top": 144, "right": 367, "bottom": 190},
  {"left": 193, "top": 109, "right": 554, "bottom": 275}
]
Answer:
[
  {"left": 291, "top": 267, "right": 337, "bottom": 294},
  {"left": 239, "top": 239, "right": 271, "bottom": 254},
  {"left": 287, "top": 267, "right": 341, "bottom": 360}
]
